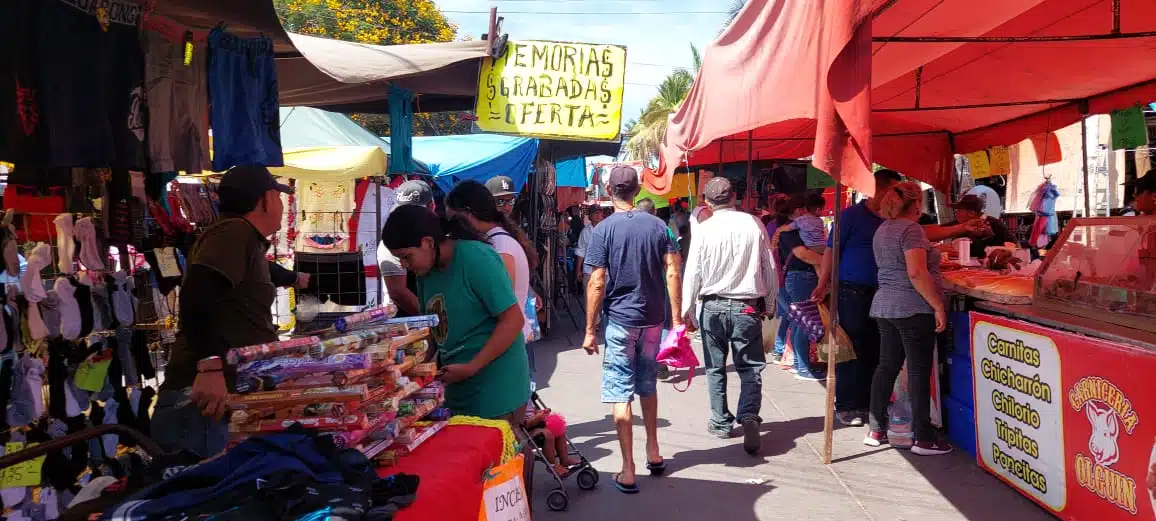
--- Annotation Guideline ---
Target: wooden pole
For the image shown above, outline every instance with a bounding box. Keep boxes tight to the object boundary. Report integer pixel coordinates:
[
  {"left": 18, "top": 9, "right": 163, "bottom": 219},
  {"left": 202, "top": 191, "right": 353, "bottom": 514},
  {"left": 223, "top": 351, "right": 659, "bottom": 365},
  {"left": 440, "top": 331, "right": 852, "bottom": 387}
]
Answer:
[
  {"left": 746, "top": 131, "right": 754, "bottom": 208},
  {"left": 821, "top": 124, "right": 847, "bottom": 465}
]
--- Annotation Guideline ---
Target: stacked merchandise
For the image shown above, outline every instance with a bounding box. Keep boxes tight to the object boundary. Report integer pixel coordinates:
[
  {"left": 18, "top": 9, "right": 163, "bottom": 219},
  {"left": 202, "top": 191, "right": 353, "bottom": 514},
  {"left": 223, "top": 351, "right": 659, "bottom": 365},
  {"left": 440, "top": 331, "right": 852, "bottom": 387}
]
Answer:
[{"left": 226, "top": 312, "right": 445, "bottom": 457}]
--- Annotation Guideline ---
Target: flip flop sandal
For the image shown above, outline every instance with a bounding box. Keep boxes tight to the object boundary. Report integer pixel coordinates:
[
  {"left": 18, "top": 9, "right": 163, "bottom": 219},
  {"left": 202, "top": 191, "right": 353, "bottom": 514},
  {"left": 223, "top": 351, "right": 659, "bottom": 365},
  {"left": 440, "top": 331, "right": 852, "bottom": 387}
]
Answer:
[
  {"left": 613, "top": 473, "right": 640, "bottom": 494},
  {"left": 646, "top": 460, "right": 667, "bottom": 476}
]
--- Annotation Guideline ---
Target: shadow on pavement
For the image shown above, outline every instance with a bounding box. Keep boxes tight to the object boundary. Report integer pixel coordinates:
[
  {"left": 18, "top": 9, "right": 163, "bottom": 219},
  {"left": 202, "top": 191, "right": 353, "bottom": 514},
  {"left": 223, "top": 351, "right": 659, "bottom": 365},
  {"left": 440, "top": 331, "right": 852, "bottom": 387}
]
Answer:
[{"left": 533, "top": 470, "right": 776, "bottom": 520}]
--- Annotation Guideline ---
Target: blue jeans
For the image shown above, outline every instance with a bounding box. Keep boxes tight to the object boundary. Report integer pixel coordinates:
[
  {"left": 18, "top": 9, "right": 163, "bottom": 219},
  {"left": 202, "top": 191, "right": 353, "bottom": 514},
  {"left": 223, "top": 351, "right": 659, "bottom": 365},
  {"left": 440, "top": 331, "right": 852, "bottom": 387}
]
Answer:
[
  {"left": 699, "top": 298, "right": 766, "bottom": 431},
  {"left": 151, "top": 388, "right": 229, "bottom": 458},
  {"left": 773, "top": 287, "right": 791, "bottom": 356},
  {"left": 834, "top": 282, "right": 880, "bottom": 412},
  {"left": 526, "top": 341, "right": 537, "bottom": 391},
  {"left": 785, "top": 271, "right": 822, "bottom": 378},
  {"left": 601, "top": 320, "right": 663, "bottom": 403}
]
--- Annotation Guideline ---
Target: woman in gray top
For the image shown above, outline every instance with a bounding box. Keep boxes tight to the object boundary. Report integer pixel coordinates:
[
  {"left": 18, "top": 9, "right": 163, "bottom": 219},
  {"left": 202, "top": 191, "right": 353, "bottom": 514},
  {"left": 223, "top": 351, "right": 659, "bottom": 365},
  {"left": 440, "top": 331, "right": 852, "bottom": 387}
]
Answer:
[{"left": 864, "top": 182, "right": 953, "bottom": 456}]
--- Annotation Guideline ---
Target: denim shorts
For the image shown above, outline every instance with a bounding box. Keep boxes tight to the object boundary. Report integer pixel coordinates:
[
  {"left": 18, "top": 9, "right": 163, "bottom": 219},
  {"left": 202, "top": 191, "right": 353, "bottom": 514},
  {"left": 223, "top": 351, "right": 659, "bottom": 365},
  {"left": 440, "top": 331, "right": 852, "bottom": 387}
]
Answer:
[{"left": 601, "top": 321, "right": 664, "bottom": 403}]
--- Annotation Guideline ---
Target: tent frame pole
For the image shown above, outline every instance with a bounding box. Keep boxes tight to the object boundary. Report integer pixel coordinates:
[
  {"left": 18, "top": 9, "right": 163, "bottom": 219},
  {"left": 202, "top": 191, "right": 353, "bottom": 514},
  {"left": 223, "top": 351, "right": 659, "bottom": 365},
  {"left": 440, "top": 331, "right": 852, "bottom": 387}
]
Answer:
[
  {"left": 1082, "top": 117, "right": 1092, "bottom": 217},
  {"left": 746, "top": 131, "right": 754, "bottom": 208}
]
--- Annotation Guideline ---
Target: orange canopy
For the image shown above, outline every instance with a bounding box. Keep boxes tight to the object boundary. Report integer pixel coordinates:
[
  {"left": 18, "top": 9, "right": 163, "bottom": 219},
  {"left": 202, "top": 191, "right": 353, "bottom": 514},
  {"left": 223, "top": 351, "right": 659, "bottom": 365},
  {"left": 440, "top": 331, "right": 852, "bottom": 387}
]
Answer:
[{"left": 657, "top": 0, "right": 1156, "bottom": 196}]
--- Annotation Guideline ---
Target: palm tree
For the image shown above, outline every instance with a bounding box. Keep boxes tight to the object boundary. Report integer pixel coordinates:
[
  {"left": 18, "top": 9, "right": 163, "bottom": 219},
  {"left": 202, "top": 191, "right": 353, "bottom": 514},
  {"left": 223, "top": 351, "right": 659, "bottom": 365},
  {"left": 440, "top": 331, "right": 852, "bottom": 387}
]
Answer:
[
  {"left": 721, "top": 0, "right": 747, "bottom": 35},
  {"left": 622, "top": 45, "right": 700, "bottom": 164}
]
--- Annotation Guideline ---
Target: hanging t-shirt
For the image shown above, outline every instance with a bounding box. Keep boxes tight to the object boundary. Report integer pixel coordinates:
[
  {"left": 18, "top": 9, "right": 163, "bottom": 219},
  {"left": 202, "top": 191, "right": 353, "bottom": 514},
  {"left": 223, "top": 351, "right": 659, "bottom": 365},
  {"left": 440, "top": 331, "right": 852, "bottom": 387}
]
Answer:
[
  {"left": 417, "top": 240, "right": 529, "bottom": 419},
  {"left": 38, "top": 0, "right": 146, "bottom": 169},
  {"left": 485, "top": 227, "right": 531, "bottom": 340},
  {"left": 0, "top": 0, "right": 45, "bottom": 166}
]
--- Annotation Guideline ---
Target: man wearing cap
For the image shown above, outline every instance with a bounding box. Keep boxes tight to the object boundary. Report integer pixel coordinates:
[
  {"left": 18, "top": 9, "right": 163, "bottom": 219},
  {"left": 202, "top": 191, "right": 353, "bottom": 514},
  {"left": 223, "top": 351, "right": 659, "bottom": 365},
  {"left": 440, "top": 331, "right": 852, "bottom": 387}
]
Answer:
[
  {"left": 153, "top": 165, "right": 293, "bottom": 457},
  {"left": 377, "top": 180, "right": 436, "bottom": 316},
  {"left": 583, "top": 165, "right": 682, "bottom": 493},
  {"left": 485, "top": 175, "right": 519, "bottom": 216},
  {"left": 682, "top": 178, "right": 775, "bottom": 453},
  {"left": 946, "top": 194, "right": 1018, "bottom": 259}
]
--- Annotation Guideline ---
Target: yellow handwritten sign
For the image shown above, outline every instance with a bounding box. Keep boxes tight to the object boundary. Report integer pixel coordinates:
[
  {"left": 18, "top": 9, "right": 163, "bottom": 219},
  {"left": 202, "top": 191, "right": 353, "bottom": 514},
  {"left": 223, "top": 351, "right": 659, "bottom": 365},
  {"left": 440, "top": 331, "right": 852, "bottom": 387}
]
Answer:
[
  {"left": 988, "top": 145, "right": 1011, "bottom": 176},
  {"left": 475, "top": 40, "right": 627, "bottom": 141},
  {"left": 966, "top": 151, "right": 992, "bottom": 179},
  {"left": 1, "top": 442, "right": 45, "bottom": 488}
]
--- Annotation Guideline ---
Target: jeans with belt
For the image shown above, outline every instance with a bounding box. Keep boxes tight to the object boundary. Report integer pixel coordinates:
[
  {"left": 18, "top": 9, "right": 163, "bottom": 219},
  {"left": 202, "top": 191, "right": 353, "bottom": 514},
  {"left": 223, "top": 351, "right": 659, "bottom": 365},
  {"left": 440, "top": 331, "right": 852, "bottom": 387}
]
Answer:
[
  {"left": 834, "top": 281, "right": 880, "bottom": 412},
  {"left": 699, "top": 297, "right": 767, "bottom": 431},
  {"left": 785, "top": 271, "right": 821, "bottom": 377}
]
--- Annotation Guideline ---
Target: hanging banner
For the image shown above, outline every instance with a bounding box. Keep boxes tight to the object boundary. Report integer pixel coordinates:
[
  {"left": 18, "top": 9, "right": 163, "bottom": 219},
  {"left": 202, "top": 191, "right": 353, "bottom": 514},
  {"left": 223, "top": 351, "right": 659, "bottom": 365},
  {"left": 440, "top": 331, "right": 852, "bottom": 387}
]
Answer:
[
  {"left": 989, "top": 146, "right": 1011, "bottom": 176},
  {"left": 971, "top": 313, "right": 1156, "bottom": 520},
  {"left": 966, "top": 151, "right": 992, "bottom": 179},
  {"left": 475, "top": 40, "right": 627, "bottom": 141}
]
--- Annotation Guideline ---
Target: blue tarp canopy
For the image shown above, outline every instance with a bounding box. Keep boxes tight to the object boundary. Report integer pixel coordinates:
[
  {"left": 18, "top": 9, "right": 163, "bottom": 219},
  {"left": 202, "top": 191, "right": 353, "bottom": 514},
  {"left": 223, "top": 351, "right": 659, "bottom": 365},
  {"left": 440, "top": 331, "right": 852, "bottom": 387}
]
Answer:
[
  {"left": 278, "top": 107, "right": 432, "bottom": 176},
  {"left": 381, "top": 134, "right": 538, "bottom": 193}
]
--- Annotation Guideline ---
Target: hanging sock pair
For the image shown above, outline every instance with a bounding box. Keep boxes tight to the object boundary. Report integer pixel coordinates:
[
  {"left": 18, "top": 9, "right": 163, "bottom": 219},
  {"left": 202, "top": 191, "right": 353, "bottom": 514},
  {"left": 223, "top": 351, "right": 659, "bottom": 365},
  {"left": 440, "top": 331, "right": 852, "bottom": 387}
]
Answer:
[
  {"left": 22, "top": 244, "right": 53, "bottom": 341},
  {"left": 109, "top": 272, "right": 135, "bottom": 327},
  {"left": 53, "top": 214, "right": 75, "bottom": 275},
  {"left": 75, "top": 217, "right": 105, "bottom": 271}
]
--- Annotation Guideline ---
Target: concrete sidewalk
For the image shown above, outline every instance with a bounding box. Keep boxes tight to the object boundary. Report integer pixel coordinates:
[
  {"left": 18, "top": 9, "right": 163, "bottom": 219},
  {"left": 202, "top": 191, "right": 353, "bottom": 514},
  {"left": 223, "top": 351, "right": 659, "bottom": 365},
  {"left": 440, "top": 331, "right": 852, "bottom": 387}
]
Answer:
[{"left": 528, "top": 313, "right": 1054, "bottom": 520}]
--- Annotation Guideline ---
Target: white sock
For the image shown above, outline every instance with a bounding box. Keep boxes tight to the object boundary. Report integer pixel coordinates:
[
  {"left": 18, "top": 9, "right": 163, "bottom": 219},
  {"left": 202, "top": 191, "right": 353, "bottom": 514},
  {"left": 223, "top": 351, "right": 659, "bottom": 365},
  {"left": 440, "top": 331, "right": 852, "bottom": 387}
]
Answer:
[
  {"left": 27, "top": 302, "right": 48, "bottom": 341},
  {"left": 75, "top": 218, "right": 104, "bottom": 271},
  {"left": 41, "top": 488, "right": 59, "bottom": 520},
  {"left": 53, "top": 278, "right": 81, "bottom": 341},
  {"left": 53, "top": 214, "right": 75, "bottom": 275},
  {"left": 112, "top": 272, "right": 135, "bottom": 326},
  {"left": 20, "top": 243, "right": 51, "bottom": 303},
  {"left": 101, "top": 399, "right": 119, "bottom": 457}
]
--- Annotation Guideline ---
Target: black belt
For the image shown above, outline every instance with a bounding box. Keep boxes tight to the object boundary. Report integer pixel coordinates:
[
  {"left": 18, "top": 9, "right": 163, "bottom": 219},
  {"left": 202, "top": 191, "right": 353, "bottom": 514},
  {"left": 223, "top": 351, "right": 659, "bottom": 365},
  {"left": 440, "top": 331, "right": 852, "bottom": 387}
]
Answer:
[{"left": 700, "top": 295, "right": 759, "bottom": 305}]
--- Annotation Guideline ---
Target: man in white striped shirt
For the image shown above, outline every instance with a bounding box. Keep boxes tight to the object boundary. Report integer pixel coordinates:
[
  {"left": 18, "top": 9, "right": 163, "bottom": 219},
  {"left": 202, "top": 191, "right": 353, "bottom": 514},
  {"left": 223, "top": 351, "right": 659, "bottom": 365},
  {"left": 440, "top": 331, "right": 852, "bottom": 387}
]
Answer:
[{"left": 681, "top": 177, "right": 777, "bottom": 454}]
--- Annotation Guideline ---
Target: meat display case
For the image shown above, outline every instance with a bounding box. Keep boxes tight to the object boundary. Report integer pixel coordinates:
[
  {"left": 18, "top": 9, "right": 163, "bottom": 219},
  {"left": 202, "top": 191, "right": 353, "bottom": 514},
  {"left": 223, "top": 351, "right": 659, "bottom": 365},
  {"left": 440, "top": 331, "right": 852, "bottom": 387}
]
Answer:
[{"left": 1033, "top": 216, "right": 1156, "bottom": 334}]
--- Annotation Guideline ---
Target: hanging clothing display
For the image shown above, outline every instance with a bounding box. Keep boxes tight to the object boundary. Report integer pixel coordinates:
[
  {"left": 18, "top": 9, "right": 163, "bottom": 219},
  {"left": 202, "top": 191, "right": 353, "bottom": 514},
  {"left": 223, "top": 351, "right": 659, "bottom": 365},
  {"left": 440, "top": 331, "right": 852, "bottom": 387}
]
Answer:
[
  {"left": 295, "top": 180, "right": 356, "bottom": 253},
  {"left": 0, "top": 0, "right": 44, "bottom": 166},
  {"left": 142, "top": 30, "right": 210, "bottom": 174},
  {"left": 387, "top": 85, "right": 415, "bottom": 175},
  {"left": 1027, "top": 180, "right": 1060, "bottom": 248},
  {"left": 207, "top": 28, "right": 282, "bottom": 171},
  {"left": 38, "top": 0, "right": 146, "bottom": 169}
]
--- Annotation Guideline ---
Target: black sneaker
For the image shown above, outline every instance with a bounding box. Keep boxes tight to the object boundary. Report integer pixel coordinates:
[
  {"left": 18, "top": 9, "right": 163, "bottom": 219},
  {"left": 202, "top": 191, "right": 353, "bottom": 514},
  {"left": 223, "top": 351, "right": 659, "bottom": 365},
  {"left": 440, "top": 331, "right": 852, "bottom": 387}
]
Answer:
[
  {"left": 911, "top": 439, "right": 954, "bottom": 456},
  {"left": 741, "top": 418, "right": 761, "bottom": 454}
]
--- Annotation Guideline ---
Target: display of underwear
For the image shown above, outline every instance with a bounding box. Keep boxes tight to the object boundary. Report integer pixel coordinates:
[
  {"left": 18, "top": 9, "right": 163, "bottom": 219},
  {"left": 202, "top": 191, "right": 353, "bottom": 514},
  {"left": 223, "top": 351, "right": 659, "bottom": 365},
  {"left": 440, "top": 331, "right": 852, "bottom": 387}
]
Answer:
[
  {"left": 295, "top": 180, "right": 356, "bottom": 253},
  {"left": 207, "top": 27, "right": 283, "bottom": 171}
]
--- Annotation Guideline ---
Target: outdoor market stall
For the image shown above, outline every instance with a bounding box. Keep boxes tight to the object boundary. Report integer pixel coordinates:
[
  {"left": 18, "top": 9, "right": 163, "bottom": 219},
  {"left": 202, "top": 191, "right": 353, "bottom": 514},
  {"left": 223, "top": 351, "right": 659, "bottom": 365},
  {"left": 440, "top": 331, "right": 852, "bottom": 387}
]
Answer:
[
  {"left": 656, "top": 0, "right": 1156, "bottom": 519},
  {"left": 0, "top": 0, "right": 524, "bottom": 517}
]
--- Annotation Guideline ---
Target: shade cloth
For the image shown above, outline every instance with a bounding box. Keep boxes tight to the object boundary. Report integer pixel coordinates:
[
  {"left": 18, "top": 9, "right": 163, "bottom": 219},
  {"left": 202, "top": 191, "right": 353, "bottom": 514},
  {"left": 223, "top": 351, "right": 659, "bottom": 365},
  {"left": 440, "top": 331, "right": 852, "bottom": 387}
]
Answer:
[
  {"left": 152, "top": 0, "right": 490, "bottom": 114},
  {"left": 279, "top": 107, "right": 432, "bottom": 176},
  {"left": 382, "top": 135, "right": 539, "bottom": 193},
  {"left": 659, "top": 0, "right": 1156, "bottom": 196},
  {"left": 555, "top": 157, "right": 588, "bottom": 188},
  {"left": 268, "top": 147, "right": 387, "bottom": 181},
  {"left": 381, "top": 425, "right": 505, "bottom": 521}
]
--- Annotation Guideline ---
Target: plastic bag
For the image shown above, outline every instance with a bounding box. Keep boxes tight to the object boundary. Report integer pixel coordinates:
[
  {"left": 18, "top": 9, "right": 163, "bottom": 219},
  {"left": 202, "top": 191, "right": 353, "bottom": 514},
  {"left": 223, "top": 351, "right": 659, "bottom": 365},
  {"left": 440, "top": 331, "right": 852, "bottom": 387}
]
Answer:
[
  {"left": 656, "top": 325, "right": 699, "bottom": 392},
  {"left": 816, "top": 304, "right": 856, "bottom": 364},
  {"left": 524, "top": 294, "right": 542, "bottom": 343}
]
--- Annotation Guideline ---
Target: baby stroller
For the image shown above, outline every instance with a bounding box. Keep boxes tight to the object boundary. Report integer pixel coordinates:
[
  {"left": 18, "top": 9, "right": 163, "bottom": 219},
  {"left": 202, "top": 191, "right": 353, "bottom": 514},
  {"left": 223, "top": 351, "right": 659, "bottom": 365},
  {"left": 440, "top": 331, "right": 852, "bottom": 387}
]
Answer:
[{"left": 521, "top": 392, "right": 598, "bottom": 511}]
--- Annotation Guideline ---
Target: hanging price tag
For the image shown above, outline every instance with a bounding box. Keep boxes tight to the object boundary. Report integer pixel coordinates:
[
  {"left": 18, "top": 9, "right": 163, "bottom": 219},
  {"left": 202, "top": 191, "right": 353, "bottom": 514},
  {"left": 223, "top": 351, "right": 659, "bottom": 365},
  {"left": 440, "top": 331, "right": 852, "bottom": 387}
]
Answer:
[
  {"left": 0, "top": 442, "right": 45, "bottom": 488},
  {"left": 966, "top": 151, "right": 992, "bottom": 179},
  {"left": 75, "top": 351, "right": 113, "bottom": 392},
  {"left": 156, "top": 247, "right": 181, "bottom": 278},
  {"left": 183, "top": 30, "right": 194, "bottom": 66},
  {"left": 988, "top": 146, "right": 1011, "bottom": 176}
]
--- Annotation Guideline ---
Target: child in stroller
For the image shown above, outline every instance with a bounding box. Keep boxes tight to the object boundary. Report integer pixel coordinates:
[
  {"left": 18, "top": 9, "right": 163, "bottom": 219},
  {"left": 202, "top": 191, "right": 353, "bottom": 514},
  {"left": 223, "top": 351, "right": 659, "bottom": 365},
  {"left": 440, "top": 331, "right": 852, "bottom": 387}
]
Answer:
[
  {"left": 521, "top": 392, "right": 599, "bottom": 511},
  {"left": 523, "top": 398, "right": 580, "bottom": 476}
]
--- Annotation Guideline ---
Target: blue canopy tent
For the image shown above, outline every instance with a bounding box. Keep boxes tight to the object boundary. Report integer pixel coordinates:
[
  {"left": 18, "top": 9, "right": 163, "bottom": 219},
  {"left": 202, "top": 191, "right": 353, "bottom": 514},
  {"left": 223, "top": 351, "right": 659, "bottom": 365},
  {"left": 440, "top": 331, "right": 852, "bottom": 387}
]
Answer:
[{"left": 381, "top": 134, "right": 538, "bottom": 193}]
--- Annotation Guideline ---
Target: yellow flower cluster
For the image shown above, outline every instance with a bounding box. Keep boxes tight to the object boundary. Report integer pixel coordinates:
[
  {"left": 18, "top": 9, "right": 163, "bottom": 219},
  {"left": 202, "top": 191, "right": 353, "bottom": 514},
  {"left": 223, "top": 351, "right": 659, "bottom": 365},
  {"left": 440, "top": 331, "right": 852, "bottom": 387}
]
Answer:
[{"left": 274, "top": 0, "right": 458, "bottom": 45}]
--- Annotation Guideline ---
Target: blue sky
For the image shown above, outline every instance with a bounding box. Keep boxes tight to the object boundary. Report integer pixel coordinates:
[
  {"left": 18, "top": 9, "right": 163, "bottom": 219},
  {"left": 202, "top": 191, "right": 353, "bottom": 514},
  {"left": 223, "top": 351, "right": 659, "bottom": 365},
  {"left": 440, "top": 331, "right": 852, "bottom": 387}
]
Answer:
[{"left": 435, "top": 0, "right": 731, "bottom": 130}]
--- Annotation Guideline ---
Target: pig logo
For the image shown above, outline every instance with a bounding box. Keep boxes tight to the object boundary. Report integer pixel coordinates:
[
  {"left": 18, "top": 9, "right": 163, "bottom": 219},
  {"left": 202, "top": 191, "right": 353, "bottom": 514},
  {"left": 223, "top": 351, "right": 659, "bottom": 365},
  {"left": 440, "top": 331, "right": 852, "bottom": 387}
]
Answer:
[{"left": 1086, "top": 401, "right": 1120, "bottom": 467}]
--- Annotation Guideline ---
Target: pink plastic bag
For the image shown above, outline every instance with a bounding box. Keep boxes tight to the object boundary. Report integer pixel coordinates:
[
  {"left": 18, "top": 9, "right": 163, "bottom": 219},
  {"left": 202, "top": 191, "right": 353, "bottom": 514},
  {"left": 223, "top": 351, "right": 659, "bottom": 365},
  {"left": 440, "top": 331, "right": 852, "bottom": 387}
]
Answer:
[{"left": 656, "top": 325, "right": 699, "bottom": 392}]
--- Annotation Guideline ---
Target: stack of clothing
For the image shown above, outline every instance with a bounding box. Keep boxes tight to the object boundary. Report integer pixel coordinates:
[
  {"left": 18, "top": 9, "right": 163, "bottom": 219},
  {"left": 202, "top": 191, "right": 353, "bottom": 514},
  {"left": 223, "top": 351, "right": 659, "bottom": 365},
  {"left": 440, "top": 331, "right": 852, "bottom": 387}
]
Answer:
[{"left": 226, "top": 313, "right": 443, "bottom": 457}]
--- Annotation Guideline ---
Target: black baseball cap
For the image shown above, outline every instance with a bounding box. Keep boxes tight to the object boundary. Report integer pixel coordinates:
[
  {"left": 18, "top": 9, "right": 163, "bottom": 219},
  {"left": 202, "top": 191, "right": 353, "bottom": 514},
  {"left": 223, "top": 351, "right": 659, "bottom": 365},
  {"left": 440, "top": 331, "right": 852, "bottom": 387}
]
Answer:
[
  {"left": 485, "top": 176, "right": 517, "bottom": 198},
  {"left": 1125, "top": 172, "right": 1156, "bottom": 193},
  {"left": 396, "top": 180, "right": 433, "bottom": 207},
  {"left": 607, "top": 165, "right": 640, "bottom": 196},
  {"left": 703, "top": 177, "right": 734, "bottom": 206},
  {"left": 950, "top": 194, "right": 986, "bottom": 213},
  {"left": 219, "top": 165, "right": 293, "bottom": 197}
]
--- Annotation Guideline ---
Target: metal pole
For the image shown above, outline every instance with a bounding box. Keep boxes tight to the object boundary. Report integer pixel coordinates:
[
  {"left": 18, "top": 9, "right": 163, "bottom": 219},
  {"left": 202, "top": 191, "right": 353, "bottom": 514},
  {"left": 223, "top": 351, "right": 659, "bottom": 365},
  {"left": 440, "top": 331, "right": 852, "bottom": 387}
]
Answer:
[
  {"left": 1081, "top": 118, "right": 1092, "bottom": 217},
  {"left": 375, "top": 176, "right": 383, "bottom": 303},
  {"left": 746, "top": 130, "right": 754, "bottom": 208}
]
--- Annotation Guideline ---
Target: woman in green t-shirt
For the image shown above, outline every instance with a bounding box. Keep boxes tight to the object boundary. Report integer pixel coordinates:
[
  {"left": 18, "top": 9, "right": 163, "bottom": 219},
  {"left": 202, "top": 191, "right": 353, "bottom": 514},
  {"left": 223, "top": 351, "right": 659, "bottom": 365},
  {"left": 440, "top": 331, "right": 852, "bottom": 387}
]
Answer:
[{"left": 381, "top": 204, "right": 531, "bottom": 424}]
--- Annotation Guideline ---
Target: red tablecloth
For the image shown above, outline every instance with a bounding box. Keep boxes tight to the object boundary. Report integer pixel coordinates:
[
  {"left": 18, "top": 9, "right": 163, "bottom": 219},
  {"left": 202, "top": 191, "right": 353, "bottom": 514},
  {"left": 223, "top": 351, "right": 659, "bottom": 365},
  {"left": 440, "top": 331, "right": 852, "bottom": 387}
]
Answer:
[{"left": 379, "top": 425, "right": 505, "bottom": 521}]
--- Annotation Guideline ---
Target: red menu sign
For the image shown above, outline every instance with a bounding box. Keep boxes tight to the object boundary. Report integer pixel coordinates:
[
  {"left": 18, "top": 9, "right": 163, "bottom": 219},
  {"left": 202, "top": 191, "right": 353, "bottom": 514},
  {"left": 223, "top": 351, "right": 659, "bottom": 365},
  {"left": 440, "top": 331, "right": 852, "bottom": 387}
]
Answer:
[{"left": 971, "top": 313, "right": 1156, "bottom": 520}]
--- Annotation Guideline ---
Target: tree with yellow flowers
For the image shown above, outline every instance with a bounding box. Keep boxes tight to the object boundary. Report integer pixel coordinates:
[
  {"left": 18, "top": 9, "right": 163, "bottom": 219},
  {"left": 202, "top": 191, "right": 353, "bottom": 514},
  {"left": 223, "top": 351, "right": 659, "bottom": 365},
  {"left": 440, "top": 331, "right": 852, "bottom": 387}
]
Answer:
[{"left": 275, "top": 0, "right": 473, "bottom": 135}]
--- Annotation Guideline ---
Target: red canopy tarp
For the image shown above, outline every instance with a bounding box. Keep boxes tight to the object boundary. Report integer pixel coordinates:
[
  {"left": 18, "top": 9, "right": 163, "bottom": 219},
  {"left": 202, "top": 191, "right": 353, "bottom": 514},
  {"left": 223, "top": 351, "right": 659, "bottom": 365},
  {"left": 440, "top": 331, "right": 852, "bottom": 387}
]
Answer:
[{"left": 656, "top": 0, "right": 1156, "bottom": 196}]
